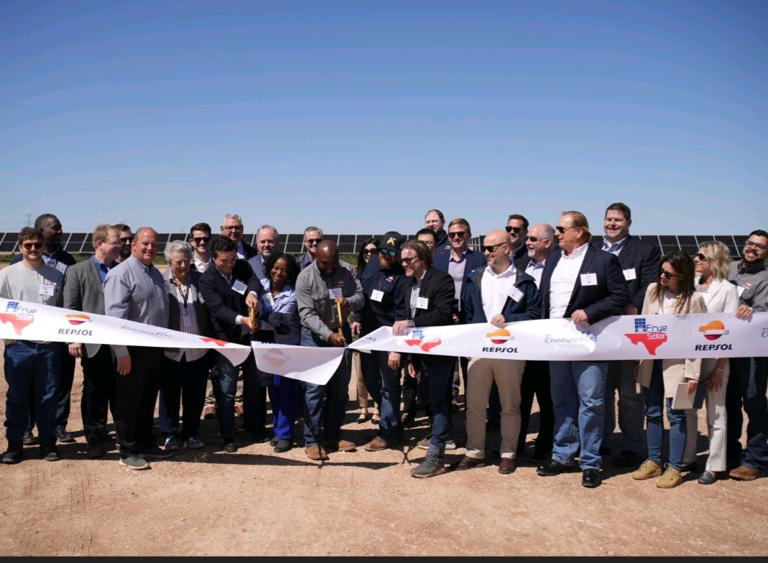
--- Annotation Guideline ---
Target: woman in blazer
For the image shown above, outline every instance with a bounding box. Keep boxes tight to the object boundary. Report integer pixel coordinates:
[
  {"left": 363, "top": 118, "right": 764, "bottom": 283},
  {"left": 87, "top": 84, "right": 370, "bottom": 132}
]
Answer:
[
  {"left": 632, "top": 251, "right": 704, "bottom": 488},
  {"left": 686, "top": 241, "right": 740, "bottom": 484}
]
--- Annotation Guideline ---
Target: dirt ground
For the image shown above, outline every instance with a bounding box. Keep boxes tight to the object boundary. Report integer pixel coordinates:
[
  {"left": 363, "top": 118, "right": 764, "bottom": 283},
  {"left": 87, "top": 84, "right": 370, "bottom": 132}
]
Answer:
[{"left": 1, "top": 347, "right": 767, "bottom": 557}]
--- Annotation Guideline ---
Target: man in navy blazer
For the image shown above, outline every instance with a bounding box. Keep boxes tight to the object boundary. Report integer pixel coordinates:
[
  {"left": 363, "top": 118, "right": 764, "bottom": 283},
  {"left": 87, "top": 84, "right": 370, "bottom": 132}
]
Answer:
[
  {"left": 597, "top": 202, "right": 660, "bottom": 468},
  {"left": 537, "top": 211, "right": 630, "bottom": 488},
  {"left": 393, "top": 240, "right": 456, "bottom": 478},
  {"left": 199, "top": 236, "right": 264, "bottom": 452}
]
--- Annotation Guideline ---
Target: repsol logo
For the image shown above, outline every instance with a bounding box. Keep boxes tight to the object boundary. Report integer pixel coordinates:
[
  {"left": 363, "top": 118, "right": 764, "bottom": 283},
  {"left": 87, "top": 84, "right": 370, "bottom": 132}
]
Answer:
[
  {"left": 58, "top": 328, "right": 93, "bottom": 336},
  {"left": 694, "top": 343, "right": 733, "bottom": 351},
  {"left": 481, "top": 346, "right": 518, "bottom": 354}
]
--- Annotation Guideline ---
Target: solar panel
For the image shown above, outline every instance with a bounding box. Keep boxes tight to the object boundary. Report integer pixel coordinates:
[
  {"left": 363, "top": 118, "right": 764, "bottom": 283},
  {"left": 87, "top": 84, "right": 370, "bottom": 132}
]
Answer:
[
  {"left": 0, "top": 240, "right": 17, "bottom": 252},
  {"left": 714, "top": 235, "right": 739, "bottom": 257},
  {"left": 677, "top": 235, "right": 698, "bottom": 256}
]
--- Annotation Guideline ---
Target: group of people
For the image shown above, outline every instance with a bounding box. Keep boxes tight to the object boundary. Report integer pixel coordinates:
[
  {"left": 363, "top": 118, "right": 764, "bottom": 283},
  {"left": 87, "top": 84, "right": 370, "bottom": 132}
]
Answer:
[{"left": 1, "top": 205, "right": 766, "bottom": 489}]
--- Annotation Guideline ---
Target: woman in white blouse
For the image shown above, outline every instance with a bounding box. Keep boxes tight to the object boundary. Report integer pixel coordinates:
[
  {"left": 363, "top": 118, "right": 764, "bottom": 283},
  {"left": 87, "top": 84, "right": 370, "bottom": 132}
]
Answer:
[{"left": 684, "top": 241, "right": 740, "bottom": 484}]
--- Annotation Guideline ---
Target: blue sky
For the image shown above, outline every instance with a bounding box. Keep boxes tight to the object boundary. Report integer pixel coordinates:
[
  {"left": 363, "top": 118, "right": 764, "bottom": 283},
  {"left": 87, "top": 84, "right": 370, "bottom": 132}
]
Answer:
[{"left": 1, "top": 0, "right": 766, "bottom": 237}]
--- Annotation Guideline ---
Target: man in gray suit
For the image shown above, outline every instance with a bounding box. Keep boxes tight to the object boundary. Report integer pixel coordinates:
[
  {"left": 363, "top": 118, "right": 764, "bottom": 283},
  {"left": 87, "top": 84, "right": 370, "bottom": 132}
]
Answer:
[{"left": 63, "top": 224, "right": 122, "bottom": 458}]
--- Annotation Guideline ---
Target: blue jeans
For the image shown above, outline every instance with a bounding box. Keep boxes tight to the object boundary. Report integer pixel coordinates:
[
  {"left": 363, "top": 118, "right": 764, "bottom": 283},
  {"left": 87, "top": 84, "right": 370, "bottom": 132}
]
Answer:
[
  {"left": 549, "top": 361, "right": 607, "bottom": 470},
  {"left": 412, "top": 354, "right": 453, "bottom": 458},
  {"left": 269, "top": 375, "right": 298, "bottom": 440},
  {"left": 301, "top": 328, "right": 352, "bottom": 446},
  {"left": 4, "top": 341, "right": 59, "bottom": 446},
  {"left": 360, "top": 350, "right": 401, "bottom": 443},
  {"left": 644, "top": 360, "right": 687, "bottom": 469},
  {"left": 211, "top": 352, "right": 263, "bottom": 443},
  {"left": 727, "top": 357, "right": 768, "bottom": 471},
  {"left": 159, "top": 353, "right": 210, "bottom": 441}
]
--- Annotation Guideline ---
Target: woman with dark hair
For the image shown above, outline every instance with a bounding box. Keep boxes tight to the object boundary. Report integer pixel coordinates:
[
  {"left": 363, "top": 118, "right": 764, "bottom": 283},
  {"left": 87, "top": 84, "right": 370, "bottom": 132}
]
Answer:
[
  {"left": 352, "top": 238, "right": 380, "bottom": 423},
  {"left": 258, "top": 252, "right": 301, "bottom": 453},
  {"left": 632, "top": 252, "right": 705, "bottom": 488}
]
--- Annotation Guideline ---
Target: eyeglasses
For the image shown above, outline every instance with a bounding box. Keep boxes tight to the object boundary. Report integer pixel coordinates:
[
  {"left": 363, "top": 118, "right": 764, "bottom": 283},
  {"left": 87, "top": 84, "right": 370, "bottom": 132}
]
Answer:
[
  {"left": 192, "top": 236, "right": 211, "bottom": 244},
  {"left": 22, "top": 241, "right": 42, "bottom": 250},
  {"left": 223, "top": 225, "right": 243, "bottom": 231},
  {"left": 380, "top": 248, "right": 397, "bottom": 258},
  {"left": 400, "top": 256, "right": 418, "bottom": 265},
  {"left": 695, "top": 253, "right": 709, "bottom": 261},
  {"left": 364, "top": 247, "right": 379, "bottom": 256},
  {"left": 660, "top": 269, "right": 682, "bottom": 279},
  {"left": 120, "top": 236, "right": 134, "bottom": 244},
  {"left": 746, "top": 240, "right": 768, "bottom": 250},
  {"left": 526, "top": 236, "right": 540, "bottom": 242},
  {"left": 481, "top": 242, "right": 506, "bottom": 254},
  {"left": 448, "top": 231, "right": 467, "bottom": 239},
  {"left": 505, "top": 226, "right": 522, "bottom": 234},
  {"left": 306, "top": 238, "right": 322, "bottom": 245},
  {"left": 555, "top": 225, "right": 576, "bottom": 234}
]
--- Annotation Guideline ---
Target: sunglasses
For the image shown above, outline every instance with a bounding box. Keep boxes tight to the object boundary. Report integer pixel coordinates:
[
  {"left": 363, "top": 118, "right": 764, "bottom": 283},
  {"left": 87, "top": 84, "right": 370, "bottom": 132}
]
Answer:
[
  {"left": 505, "top": 226, "right": 522, "bottom": 234},
  {"left": 695, "top": 253, "right": 709, "bottom": 261},
  {"left": 526, "top": 236, "right": 540, "bottom": 242},
  {"left": 193, "top": 236, "right": 211, "bottom": 244},
  {"left": 379, "top": 248, "right": 397, "bottom": 258},
  {"left": 120, "top": 236, "right": 134, "bottom": 244},
  {"left": 400, "top": 256, "right": 417, "bottom": 265},
  {"left": 23, "top": 241, "right": 43, "bottom": 250},
  {"left": 306, "top": 238, "right": 322, "bottom": 245},
  {"left": 481, "top": 242, "right": 506, "bottom": 253},
  {"left": 555, "top": 225, "right": 576, "bottom": 234},
  {"left": 660, "top": 270, "right": 682, "bottom": 279},
  {"left": 364, "top": 247, "right": 379, "bottom": 255},
  {"left": 449, "top": 231, "right": 467, "bottom": 239}
]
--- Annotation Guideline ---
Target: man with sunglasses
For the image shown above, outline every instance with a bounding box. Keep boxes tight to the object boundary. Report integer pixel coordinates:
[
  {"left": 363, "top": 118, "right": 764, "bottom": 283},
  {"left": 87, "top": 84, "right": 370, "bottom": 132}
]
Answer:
[
  {"left": 537, "top": 211, "right": 630, "bottom": 488},
  {"left": 506, "top": 214, "right": 529, "bottom": 262},
  {"left": 188, "top": 222, "right": 213, "bottom": 273},
  {"left": 355, "top": 231, "right": 409, "bottom": 452},
  {"left": 0, "top": 227, "right": 65, "bottom": 464},
  {"left": 220, "top": 213, "right": 257, "bottom": 260},
  {"left": 114, "top": 223, "right": 134, "bottom": 263},
  {"left": 299, "top": 226, "right": 324, "bottom": 271},
  {"left": 597, "top": 202, "right": 660, "bottom": 469},
  {"left": 455, "top": 230, "right": 541, "bottom": 475},
  {"left": 11, "top": 214, "right": 77, "bottom": 446},
  {"left": 727, "top": 229, "right": 768, "bottom": 481}
]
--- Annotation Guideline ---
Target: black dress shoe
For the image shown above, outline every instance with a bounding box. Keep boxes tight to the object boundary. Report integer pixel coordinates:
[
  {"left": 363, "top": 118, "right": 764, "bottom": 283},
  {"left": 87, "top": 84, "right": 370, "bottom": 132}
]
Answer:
[
  {"left": 55, "top": 428, "right": 75, "bottom": 444},
  {"left": 537, "top": 459, "right": 576, "bottom": 477},
  {"left": 582, "top": 469, "right": 602, "bottom": 488},
  {"left": 273, "top": 439, "right": 292, "bottom": 453}
]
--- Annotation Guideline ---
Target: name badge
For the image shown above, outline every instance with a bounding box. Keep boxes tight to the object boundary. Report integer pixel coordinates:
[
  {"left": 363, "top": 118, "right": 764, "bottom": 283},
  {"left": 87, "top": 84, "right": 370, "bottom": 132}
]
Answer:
[
  {"left": 416, "top": 296, "right": 429, "bottom": 309},
  {"left": 508, "top": 286, "right": 524, "bottom": 302},
  {"left": 232, "top": 280, "right": 247, "bottom": 295},
  {"left": 736, "top": 285, "right": 746, "bottom": 298},
  {"left": 40, "top": 281, "right": 57, "bottom": 297},
  {"left": 580, "top": 273, "right": 598, "bottom": 286},
  {"left": 328, "top": 288, "right": 343, "bottom": 300},
  {"left": 622, "top": 268, "right": 637, "bottom": 281},
  {"left": 263, "top": 292, "right": 275, "bottom": 307},
  {"left": 55, "top": 262, "right": 67, "bottom": 274},
  {"left": 371, "top": 289, "right": 384, "bottom": 302}
]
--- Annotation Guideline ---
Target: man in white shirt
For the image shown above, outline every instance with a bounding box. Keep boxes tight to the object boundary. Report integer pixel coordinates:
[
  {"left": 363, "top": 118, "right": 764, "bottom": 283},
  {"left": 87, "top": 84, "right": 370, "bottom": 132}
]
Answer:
[{"left": 188, "top": 222, "right": 213, "bottom": 273}]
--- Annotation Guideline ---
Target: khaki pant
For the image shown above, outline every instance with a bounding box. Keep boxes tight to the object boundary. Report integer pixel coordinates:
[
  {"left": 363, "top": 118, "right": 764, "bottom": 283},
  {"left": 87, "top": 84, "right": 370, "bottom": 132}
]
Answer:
[{"left": 465, "top": 358, "right": 525, "bottom": 459}]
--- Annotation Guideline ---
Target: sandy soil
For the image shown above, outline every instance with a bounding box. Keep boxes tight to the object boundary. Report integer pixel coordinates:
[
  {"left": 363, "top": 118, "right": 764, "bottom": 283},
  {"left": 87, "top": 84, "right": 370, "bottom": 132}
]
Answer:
[{"left": 0, "top": 347, "right": 767, "bottom": 557}]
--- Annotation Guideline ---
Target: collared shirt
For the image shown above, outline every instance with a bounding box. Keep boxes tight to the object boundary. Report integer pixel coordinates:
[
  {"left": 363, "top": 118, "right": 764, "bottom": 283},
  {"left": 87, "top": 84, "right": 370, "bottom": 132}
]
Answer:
[
  {"left": 165, "top": 271, "right": 207, "bottom": 363},
  {"left": 549, "top": 242, "right": 589, "bottom": 318},
  {"left": 729, "top": 259, "right": 768, "bottom": 312},
  {"left": 91, "top": 256, "right": 111, "bottom": 283},
  {"left": 259, "top": 281, "right": 301, "bottom": 345},
  {"left": 602, "top": 236, "right": 628, "bottom": 256},
  {"left": 481, "top": 263, "right": 517, "bottom": 321},
  {"left": 409, "top": 271, "right": 427, "bottom": 319},
  {"left": 193, "top": 254, "right": 212, "bottom": 273},
  {"left": 236, "top": 241, "right": 247, "bottom": 260},
  {"left": 447, "top": 249, "right": 468, "bottom": 302},
  {"left": 104, "top": 255, "right": 169, "bottom": 358},
  {"left": 525, "top": 258, "right": 547, "bottom": 288}
]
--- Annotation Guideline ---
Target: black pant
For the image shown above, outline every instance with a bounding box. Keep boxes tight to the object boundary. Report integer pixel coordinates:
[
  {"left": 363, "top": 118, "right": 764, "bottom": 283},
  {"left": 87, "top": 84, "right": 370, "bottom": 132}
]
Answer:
[
  {"left": 402, "top": 367, "right": 431, "bottom": 417},
  {"left": 81, "top": 346, "right": 118, "bottom": 444},
  {"left": 114, "top": 347, "right": 165, "bottom": 457},
  {"left": 517, "top": 360, "right": 554, "bottom": 458}
]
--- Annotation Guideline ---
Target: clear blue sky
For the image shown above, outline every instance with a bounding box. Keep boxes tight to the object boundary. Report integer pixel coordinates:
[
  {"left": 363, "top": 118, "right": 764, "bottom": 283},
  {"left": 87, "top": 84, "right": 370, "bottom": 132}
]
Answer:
[{"left": 1, "top": 0, "right": 766, "bottom": 237}]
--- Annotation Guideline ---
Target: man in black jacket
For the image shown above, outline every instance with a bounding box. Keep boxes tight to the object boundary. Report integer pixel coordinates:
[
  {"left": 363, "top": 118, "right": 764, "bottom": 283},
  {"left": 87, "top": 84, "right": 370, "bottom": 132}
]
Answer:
[
  {"left": 597, "top": 202, "right": 660, "bottom": 467},
  {"left": 199, "top": 236, "right": 264, "bottom": 452},
  {"left": 393, "top": 240, "right": 456, "bottom": 478}
]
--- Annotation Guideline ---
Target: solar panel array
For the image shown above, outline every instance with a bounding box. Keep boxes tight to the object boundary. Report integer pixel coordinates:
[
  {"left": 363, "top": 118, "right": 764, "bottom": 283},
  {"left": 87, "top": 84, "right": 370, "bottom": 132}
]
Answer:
[{"left": 0, "top": 231, "right": 751, "bottom": 258}]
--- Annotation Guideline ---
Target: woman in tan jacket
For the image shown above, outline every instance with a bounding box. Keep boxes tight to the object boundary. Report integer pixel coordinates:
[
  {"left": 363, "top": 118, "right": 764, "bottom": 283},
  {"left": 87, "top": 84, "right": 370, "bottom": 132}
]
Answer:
[{"left": 631, "top": 251, "right": 705, "bottom": 488}]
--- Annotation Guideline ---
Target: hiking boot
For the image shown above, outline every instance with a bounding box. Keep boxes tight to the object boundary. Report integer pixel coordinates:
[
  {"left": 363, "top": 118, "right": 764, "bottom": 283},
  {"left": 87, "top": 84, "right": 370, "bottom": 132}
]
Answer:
[
  {"left": 631, "top": 459, "right": 663, "bottom": 480},
  {"left": 656, "top": 466, "right": 683, "bottom": 489}
]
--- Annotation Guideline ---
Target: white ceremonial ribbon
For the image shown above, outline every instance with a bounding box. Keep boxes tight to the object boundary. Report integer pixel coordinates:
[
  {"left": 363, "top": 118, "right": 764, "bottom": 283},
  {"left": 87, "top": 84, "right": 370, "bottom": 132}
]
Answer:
[
  {"left": 251, "top": 341, "right": 345, "bottom": 386},
  {"left": 0, "top": 298, "right": 251, "bottom": 367}
]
